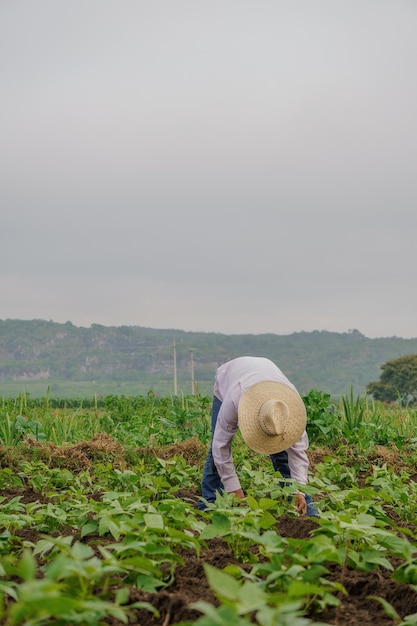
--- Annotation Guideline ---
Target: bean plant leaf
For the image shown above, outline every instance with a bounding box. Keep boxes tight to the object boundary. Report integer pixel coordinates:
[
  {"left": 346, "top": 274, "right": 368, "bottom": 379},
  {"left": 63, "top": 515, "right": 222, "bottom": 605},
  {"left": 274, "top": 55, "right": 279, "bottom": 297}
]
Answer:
[
  {"left": 135, "top": 573, "right": 167, "bottom": 592},
  {"left": 259, "top": 497, "right": 279, "bottom": 510},
  {"left": 189, "top": 601, "right": 242, "bottom": 625},
  {"left": 144, "top": 513, "right": 164, "bottom": 529},
  {"left": 246, "top": 494, "right": 260, "bottom": 510},
  {"left": 99, "top": 516, "right": 121, "bottom": 540},
  {"left": 287, "top": 580, "right": 334, "bottom": 598},
  {"left": 16, "top": 550, "right": 36, "bottom": 582},
  {"left": 81, "top": 520, "right": 99, "bottom": 537},
  {"left": 71, "top": 541, "right": 95, "bottom": 559},
  {"left": 377, "top": 534, "right": 414, "bottom": 561},
  {"left": 257, "top": 511, "right": 277, "bottom": 530},
  {"left": 200, "top": 513, "right": 231, "bottom": 539},
  {"left": 236, "top": 580, "right": 267, "bottom": 613},
  {"left": 392, "top": 563, "right": 417, "bottom": 585},
  {"left": 203, "top": 563, "right": 240, "bottom": 601}
]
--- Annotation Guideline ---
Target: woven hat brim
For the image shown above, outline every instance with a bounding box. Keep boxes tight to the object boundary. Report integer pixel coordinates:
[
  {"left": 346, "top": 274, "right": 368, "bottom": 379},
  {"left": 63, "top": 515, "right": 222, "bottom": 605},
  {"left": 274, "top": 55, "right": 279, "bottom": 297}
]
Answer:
[{"left": 238, "top": 381, "right": 306, "bottom": 454}]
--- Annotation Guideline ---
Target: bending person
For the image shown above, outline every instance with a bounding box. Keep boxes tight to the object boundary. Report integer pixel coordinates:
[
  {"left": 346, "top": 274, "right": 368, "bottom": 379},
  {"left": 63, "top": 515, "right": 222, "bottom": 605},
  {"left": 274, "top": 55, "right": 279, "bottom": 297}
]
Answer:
[{"left": 198, "top": 356, "right": 318, "bottom": 516}]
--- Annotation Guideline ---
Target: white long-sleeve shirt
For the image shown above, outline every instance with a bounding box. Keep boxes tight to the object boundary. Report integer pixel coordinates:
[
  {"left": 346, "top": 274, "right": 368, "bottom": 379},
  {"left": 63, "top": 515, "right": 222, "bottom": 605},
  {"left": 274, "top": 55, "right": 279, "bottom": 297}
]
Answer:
[{"left": 212, "top": 356, "right": 310, "bottom": 493}]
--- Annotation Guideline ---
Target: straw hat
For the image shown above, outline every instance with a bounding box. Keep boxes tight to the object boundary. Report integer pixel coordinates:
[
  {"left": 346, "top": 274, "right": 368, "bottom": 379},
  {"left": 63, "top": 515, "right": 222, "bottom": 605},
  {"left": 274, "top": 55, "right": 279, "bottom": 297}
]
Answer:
[{"left": 238, "top": 381, "right": 306, "bottom": 454}]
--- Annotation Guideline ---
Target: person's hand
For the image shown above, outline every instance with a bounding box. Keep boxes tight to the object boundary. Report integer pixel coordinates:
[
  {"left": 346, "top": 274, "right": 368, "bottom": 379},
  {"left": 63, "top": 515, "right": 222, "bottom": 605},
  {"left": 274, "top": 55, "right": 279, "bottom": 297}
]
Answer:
[
  {"left": 230, "top": 488, "right": 245, "bottom": 499},
  {"left": 294, "top": 492, "right": 307, "bottom": 515}
]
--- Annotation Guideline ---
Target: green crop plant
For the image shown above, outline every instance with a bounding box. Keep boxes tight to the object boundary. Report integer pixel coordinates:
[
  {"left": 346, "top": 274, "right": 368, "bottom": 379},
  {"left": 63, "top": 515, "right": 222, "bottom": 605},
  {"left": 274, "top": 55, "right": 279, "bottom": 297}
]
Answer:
[
  {"left": 302, "top": 388, "right": 343, "bottom": 447},
  {"left": 340, "top": 386, "right": 369, "bottom": 439},
  {"left": 244, "top": 532, "right": 344, "bottom": 613},
  {"left": 199, "top": 493, "right": 312, "bottom": 563},
  {"left": 365, "top": 463, "right": 417, "bottom": 524},
  {"left": 157, "top": 456, "right": 202, "bottom": 489},
  {"left": 73, "top": 490, "right": 204, "bottom": 543},
  {"left": 16, "top": 461, "right": 70, "bottom": 494},
  {"left": 0, "top": 415, "right": 44, "bottom": 446},
  {"left": 0, "top": 545, "right": 157, "bottom": 625},
  {"left": 101, "top": 392, "right": 211, "bottom": 447},
  {"left": 0, "top": 502, "right": 35, "bottom": 536},
  {"left": 311, "top": 455, "right": 359, "bottom": 489},
  {"left": 44, "top": 409, "right": 101, "bottom": 445},
  {"left": 188, "top": 563, "right": 331, "bottom": 626},
  {"left": 311, "top": 510, "right": 414, "bottom": 571},
  {"left": 355, "top": 402, "right": 417, "bottom": 449},
  {"left": 0, "top": 468, "right": 24, "bottom": 490},
  {"left": 162, "top": 393, "right": 211, "bottom": 441}
]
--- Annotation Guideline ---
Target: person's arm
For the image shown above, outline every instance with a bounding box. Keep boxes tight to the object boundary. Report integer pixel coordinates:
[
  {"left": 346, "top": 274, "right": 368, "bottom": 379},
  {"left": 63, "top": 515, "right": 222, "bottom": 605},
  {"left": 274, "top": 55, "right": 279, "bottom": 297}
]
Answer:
[
  {"left": 287, "top": 431, "right": 310, "bottom": 514},
  {"left": 287, "top": 431, "right": 309, "bottom": 485}
]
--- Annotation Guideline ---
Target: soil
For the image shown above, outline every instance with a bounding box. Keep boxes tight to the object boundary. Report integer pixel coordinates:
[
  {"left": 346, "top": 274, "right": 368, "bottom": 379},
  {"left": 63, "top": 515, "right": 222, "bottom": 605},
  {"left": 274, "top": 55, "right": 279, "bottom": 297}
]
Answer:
[{"left": 2, "top": 486, "right": 417, "bottom": 626}]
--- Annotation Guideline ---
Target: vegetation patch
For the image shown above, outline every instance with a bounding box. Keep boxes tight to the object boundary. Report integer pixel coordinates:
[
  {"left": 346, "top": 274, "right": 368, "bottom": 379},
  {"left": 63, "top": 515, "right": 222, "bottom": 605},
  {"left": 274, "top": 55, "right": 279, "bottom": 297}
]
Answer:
[
  {"left": 1, "top": 390, "right": 417, "bottom": 625},
  {"left": 138, "top": 435, "right": 208, "bottom": 466}
]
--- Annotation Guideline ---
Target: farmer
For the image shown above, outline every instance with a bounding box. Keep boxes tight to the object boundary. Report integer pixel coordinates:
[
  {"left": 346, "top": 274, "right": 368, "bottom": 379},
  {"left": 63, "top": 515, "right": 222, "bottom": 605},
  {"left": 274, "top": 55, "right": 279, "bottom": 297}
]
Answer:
[{"left": 198, "top": 356, "right": 318, "bottom": 516}]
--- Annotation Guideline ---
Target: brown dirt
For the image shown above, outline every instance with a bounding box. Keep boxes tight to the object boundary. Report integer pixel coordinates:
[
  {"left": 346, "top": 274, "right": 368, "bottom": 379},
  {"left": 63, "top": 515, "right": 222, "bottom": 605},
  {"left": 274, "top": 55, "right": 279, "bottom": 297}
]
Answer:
[
  {"left": 136, "top": 436, "right": 208, "bottom": 466},
  {"left": 0, "top": 432, "right": 129, "bottom": 473},
  {"left": 307, "top": 444, "right": 410, "bottom": 474},
  {"left": 307, "top": 446, "right": 335, "bottom": 469},
  {"left": 2, "top": 486, "right": 417, "bottom": 625},
  {"left": 367, "top": 444, "right": 407, "bottom": 468}
]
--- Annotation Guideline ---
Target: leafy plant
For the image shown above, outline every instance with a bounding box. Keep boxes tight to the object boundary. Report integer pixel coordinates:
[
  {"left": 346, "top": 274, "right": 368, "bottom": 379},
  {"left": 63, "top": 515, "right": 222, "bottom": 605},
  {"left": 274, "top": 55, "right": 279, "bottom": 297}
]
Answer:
[
  {"left": 0, "top": 415, "right": 45, "bottom": 446},
  {"left": 340, "top": 386, "right": 368, "bottom": 436},
  {"left": 302, "top": 388, "right": 342, "bottom": 446}
]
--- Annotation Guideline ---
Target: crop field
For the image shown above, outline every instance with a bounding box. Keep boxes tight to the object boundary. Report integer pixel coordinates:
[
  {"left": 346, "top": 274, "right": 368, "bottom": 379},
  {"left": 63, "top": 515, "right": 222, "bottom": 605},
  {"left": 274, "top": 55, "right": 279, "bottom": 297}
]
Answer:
[{"left": 1, "top": 389, "right": 417, "bottom": 625}]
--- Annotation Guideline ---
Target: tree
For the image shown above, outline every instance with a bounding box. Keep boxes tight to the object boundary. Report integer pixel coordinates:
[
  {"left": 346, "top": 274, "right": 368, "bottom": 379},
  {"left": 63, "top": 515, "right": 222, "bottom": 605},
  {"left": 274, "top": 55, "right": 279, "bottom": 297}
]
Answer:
[{"left": 366, "top": 354, "right": 417, "bottom": 406}]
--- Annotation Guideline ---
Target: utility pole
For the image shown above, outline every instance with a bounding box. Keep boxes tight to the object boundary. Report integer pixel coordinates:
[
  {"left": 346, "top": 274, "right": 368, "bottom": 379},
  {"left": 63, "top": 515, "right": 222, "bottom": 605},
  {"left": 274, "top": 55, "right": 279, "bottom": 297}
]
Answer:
[
  {"left": 173, "top": 339, "right": 177, "bottom": 396},
  {"left": 188, "top": 348, "right": 195, "bottom": 395}
]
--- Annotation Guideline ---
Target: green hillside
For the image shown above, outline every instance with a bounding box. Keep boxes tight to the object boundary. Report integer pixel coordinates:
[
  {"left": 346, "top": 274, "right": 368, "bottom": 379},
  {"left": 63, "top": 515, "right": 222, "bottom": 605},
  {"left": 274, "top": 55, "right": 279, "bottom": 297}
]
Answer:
[{"left": 1, "top": 319, "right": 416, "bottom": 399}]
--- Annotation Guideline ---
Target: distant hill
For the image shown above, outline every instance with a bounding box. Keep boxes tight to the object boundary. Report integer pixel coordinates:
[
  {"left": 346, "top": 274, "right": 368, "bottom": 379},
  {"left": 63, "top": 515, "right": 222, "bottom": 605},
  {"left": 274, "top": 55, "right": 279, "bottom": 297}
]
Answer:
[{"left": 1, "top": 319, "right": 417, "bottom": 399}]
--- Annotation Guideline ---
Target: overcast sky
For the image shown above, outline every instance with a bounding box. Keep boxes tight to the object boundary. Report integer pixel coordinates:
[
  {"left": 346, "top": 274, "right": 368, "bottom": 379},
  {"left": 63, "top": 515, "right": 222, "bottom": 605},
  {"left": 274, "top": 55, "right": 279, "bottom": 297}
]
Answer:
[{"left": 1, "top": 1, "right": 416, "bottom": 339}]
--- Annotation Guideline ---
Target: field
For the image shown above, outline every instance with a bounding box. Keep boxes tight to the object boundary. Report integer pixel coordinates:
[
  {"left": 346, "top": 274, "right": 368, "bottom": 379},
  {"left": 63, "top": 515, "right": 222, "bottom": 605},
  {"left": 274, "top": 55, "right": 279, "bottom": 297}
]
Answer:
[{"left": 1, "top": 389, "right": 417, "bottom": 625}]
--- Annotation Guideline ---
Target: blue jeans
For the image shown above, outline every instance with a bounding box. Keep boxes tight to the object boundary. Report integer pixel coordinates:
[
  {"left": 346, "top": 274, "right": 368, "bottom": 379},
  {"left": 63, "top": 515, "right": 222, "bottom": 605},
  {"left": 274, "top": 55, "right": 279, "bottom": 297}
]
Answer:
[
  {"left": 198, "top": 396, "right": 318, "bottom": 517},
  {"left": 198, "top": 396, "right": 224, "bottom": 509}
]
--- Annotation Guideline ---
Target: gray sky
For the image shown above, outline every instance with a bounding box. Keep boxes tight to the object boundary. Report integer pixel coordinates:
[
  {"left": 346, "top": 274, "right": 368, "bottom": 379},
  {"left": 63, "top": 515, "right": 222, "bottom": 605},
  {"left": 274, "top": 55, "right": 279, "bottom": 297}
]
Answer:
[{"left": 2, "top": 1, "right": 417, "bottom": 339}]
